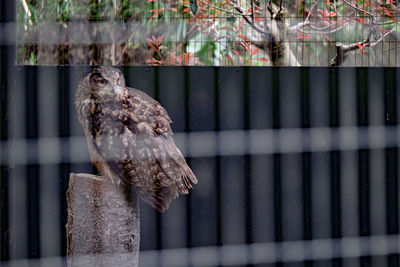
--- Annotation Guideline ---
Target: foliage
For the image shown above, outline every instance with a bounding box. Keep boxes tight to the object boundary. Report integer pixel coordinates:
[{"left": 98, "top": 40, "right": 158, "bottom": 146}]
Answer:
[
  {"left": 145, "top": 35, "right": 203, "bottom": 65},
  {"left": 17, "top": 0, "right": 400, "bottom": 66}
]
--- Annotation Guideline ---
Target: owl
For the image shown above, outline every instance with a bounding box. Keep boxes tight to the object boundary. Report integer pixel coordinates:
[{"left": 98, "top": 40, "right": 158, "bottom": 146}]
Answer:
[{"left": 74, "top": 66, "right": 197, "bottom": 212}]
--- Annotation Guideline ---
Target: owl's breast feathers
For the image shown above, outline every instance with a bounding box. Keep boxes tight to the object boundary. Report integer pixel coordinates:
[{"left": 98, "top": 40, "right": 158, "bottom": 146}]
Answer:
[{"left": 78, "top": 87, "right": 197, "bottom": 212}]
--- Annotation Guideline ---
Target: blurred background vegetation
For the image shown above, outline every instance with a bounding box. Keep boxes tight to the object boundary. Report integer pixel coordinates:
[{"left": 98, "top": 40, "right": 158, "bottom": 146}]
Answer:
[
  {"left": 17, "top": 0, "right": 162, "bottom": 65},
  {"left": 16, "top": 0, "right": 400, "bottom": 66}
]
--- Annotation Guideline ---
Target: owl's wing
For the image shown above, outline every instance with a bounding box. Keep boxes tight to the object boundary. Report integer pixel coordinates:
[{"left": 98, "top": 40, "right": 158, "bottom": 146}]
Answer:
[{"left": 91, "top": 88, "right": 197, "bottom": 212}]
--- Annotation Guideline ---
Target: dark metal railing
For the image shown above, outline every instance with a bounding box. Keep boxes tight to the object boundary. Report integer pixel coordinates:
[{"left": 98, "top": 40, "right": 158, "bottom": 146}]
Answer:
[{"left": 1, "top": 8, "right": 400, "bottom": 264}]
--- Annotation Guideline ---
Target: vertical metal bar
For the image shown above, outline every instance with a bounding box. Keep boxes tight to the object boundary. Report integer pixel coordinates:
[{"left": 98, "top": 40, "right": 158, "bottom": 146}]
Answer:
[
  {"left": 153, "top": 66, "right": 162, "bottom": 257},
  {"left": 213, "top": 67, "right": 222, "bottom": 266},
  {"left": 187, "top": 67, "right": 219, "bottom": 250},
  {"left": 384, "top": 68, "right": 399, "bottom": 267},
  {"left": 301, "top": 68, "right": 312, "bottom": 267},
  {"left": 0, "top": 60, "right": 9, "bottom": 260},
  {"left": 8, "top": 66, "right": 29, "bottom": 260},
  {"left": 272, "top": 67, "right": 282, "bottom": 267},
  {"left": 38, "top": 67, "right": 61, "bottom": 257},
  {"left": 0, "top": 27, "right": 9, "bottom": 263},
  {"left": 58, "top": 67, "right": 70, "bottom": 257},
  {"left": 279, "top": 68, "right": 303, "bottom": 267},
  {"left": 158, "top": 67, "right": 187, "bottom": 255},
  {"left": 0, "top": 14, "right": 8, "bottom": 263},
  {"left": 214, "top": 66, "right": 222, "bottom": 250},
  {"left": 280, "top": 68, "right": 303, "bottom": 248},
  {"left": 330, "top": 68, "right": 342, "bottom": 267},
  {"left": 1, "top": 0, "right": 14, "bottom": 261},
  {"left": 356, "top": 68, "right": 370, "bottom": 267},
  {"left": 243, "top": 67, "right": 252, "bottom": 256},
  {"left": 339, "top": 68, "right": 359, "bottom": 267},
  {"left": 368, "top": 68, "right": 387, "bottom": 267},
  {"left": 310, "top": 68, "right": 331, "bottom": 267},
  {"left": 397, "top": 68, "right": 400, "bottom": 125},
  {"left": 183, "top": 66, "right": 193, "bottom": 267},
  {"left": 25, "top": 67, "right": 40, "bottom": 258},
  {"left": 218, "top": 68, "right": 246, "bottom": 251},
  {"left": 248, "top": 68, "right": 274, "bottom": 246}
]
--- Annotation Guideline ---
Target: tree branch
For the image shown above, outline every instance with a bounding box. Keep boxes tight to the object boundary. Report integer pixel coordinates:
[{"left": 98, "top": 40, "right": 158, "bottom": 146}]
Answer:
[
  {"left": 21, "top": 0, "right": 33, "bottom": 25},
  {"left": 329, "top": 28, "right": 395, "bottom": 66},
  {"left": 278, "top": 0, "right": 283, "bottom": 14},
  {"left": 198, "top": 0, "right": 250, "bottom": 15},
  {"left": 251, "top": 0, "right": 255, "bottom": 23},
  {"left": 231, "top": 3, "right": 274, "bottom": 40},
  {"left": 290, "top": 0, "right": 318, "bottom": 33}
]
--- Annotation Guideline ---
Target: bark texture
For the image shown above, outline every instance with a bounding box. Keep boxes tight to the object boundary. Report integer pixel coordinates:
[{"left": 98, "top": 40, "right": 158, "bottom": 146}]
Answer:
[{"left": 66, "top": 173, "right": 140, "bottom": 267}]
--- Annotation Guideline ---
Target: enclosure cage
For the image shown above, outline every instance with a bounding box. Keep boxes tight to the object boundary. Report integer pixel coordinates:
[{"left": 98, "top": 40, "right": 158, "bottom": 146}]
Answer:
[{"left": 2, "top": 0, "right": 400, "bottom": 266}]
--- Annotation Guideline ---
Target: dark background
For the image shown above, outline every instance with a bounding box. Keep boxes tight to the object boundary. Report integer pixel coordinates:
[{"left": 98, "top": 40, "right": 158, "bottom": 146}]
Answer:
[
  {"left": 1, "top": 65, "right": 400, "bottom": 267},
  {"left": 2, "top": 1, "right": 400, "bottom": 266}
]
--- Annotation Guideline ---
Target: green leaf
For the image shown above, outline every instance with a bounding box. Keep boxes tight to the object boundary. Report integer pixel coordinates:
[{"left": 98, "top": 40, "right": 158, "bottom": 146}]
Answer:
[
  {"left": 196, "top": 41, "right": 216, "bottom": 65},
  {"left": 28, "top": 51, "right": 37, "bottom": 65}
]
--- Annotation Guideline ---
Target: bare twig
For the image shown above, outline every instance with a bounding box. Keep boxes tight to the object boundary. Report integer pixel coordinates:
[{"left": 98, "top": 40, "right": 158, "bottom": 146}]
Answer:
[
  {"left": 329, "top": 28, "right": 395, "bottom": 66},
  {"left": 198, "top": 0, "right": 253, "bottom": 16},
  {"left": 305, "top": 0, "right": 319, "bottom": 23},
  {"left": 278, "top": 0, "right": 283, "bottom": 14},
  {"left": 268, "top": 0, "right": 273, "bottom": 17},
  {"left": 342, "top": 0, "right": 380, "bottom": 25},
  {"left": 228, "top": 0, "right": 273, "bottom": 39},
  {"left": 251, "top": 0, "right": 255, "bottom": 23},
  {"left": 309, "top": 21, "right": 335, "bottom": 31},
  {"left": 290, "top": 0, "right": 319, "bottom": 33},
  {"left": 295, "top": 25, "right": 343, "bottom": 34},
  {"left": 342, "top": 0, "right": 374, "bottom": 17},
  {"left": 290, "top": 21, "right": 310, "bottom": 33},
  {"left": 21, "top": 0, "right": 33, "bottom": 25},
  {"left": 369, "top": 28, "right": 395, "bottom": 47}
]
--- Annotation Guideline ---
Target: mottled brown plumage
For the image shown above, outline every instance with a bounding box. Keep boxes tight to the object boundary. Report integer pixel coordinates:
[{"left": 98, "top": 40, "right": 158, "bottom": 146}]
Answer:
[{"left": 75, "top": 66, "right": 197, "bottom": 212}]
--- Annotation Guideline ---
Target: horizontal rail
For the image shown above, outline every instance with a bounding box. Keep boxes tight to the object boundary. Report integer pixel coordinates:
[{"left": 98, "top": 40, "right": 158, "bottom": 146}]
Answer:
[
  {"left": 0, "top": 125, "right": 399, "bottom": 165},
  {"left": 2, "top": 234, "right": 400, "bottom": 266}
]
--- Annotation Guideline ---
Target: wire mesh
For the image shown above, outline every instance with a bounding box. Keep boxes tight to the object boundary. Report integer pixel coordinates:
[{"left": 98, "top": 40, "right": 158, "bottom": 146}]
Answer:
[
  {"left": 2, "top": 1, "right": 400, "bottom": 266},
  {"left": 7, "top": 0, "right": 400, "bottom": 66}
]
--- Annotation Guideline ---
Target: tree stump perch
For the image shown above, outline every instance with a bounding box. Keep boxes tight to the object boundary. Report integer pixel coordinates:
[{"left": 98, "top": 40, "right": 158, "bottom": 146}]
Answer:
[{"left": 66, "top": 173, "right": 140, "bottom": 267}]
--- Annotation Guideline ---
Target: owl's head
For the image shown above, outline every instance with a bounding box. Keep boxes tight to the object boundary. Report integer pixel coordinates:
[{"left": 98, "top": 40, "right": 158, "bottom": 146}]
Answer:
[{"left": 76, "top": 66, "right": 126, "bottom": 103}]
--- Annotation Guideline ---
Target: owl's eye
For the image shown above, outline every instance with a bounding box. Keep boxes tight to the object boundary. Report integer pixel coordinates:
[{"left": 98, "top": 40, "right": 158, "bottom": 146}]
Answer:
[{"left": 97, "top": 78, "right": 107, "bottom": 86}]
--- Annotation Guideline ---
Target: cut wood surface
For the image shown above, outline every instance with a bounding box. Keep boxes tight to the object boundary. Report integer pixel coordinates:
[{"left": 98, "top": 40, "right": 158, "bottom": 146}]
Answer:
[{"left": 66, "top": 173, "right": 140, "bottom": 267}]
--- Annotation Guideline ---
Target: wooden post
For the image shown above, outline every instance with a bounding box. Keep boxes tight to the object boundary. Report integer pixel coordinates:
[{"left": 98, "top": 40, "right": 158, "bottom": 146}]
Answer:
[{"left": 66, "top": 173, "right": 140, "bottom": 267}]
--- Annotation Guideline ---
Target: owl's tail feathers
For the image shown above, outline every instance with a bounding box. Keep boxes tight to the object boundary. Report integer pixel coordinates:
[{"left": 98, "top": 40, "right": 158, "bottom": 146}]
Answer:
[
  {"left": 139, "top": 165, "right": 197, "bottom": 212},
  {"left": 175, "top": 163, "right": 198, "bottom": 195},
  {"left": 185, "top": 165, "right": 198, "bottom": 184},
  {"left": 140, "top": 186, "right": 177, "bottom": 213}
]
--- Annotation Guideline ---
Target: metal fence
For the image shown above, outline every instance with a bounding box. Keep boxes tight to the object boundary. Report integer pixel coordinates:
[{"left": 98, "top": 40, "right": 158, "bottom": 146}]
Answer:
[
  {"left": 2, "top": 1, "right": 400, "bottom": 266},
  {"left": 9, "top": 0, "right": 400, "bottom": 66},
  {"left": 1, "top": 64, "right": 400, "bottom": 267}
]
